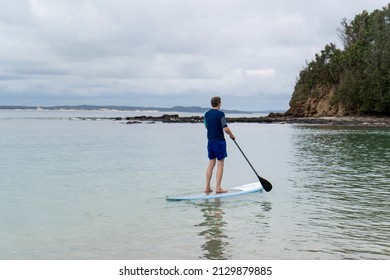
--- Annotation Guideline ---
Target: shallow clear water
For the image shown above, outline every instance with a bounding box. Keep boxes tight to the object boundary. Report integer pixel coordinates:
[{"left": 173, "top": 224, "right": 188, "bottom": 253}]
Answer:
[{"left": 0, "top": 111, "right": 389, "bottom": 259}]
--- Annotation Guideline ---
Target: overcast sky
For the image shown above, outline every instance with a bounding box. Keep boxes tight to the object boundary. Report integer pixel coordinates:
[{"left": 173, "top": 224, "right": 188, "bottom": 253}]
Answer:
[{"left": 0, "top": 0, "right": 388, "bottom": 111}]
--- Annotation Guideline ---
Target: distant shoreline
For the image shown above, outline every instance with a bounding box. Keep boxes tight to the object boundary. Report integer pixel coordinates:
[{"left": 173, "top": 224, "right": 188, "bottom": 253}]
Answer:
[{"left": 0, "top": 105, "right": 275, "bottom": 115}]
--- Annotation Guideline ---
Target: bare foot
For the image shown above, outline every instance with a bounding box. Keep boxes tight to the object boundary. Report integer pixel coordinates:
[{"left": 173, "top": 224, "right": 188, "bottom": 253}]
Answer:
[
  {"left": 205, "top": 188, "right": 213, "bottom": 193},
  {"left": 216, "top": 188, "right": 227, "bottom": 193}
]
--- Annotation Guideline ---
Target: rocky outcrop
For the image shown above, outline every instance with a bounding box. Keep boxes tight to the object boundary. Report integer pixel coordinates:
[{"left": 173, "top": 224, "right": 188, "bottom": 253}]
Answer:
[
  {"left": 70, "top": 114, "right": 390, "bottom": 127},
  {"left": 286, "top": 85, "right": 347, "bottom": 117}
]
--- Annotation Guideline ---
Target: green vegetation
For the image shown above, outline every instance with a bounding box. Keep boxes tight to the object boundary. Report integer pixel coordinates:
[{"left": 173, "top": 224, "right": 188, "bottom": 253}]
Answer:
[{"left": 290, "top": 4, "right": 390, "bottom": 115}]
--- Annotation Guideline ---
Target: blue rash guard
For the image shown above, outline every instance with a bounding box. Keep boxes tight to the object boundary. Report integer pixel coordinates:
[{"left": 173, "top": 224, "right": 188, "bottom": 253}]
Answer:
[
  {"left": 204, "top": 109, "right": 228, "bottom": 160},
  {"left": 204, "top": 109, "right": 228, "bottom": 140}
]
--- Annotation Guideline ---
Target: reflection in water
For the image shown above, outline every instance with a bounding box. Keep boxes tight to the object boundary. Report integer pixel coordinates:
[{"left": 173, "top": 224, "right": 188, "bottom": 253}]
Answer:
[
  {"left": 251, "top": 200, "right": 272, "bottom": 248},
  {"left": 194, "top": 198, "right": 273, "bottom": 260},
  {"left": 291, "top": 127, "right": 390, "bottom": 259},
  {"left": 257, "top": 200, "right": 272, "bottom": 213},
  {"left": 195, "top": 199, "right": 230, "bottom": 260}
]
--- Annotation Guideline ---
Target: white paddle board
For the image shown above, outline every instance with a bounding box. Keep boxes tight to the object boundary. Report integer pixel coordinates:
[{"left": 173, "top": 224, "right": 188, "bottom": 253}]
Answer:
[{"left": 166, "top": 182, "right": 262, "bottom": 201}]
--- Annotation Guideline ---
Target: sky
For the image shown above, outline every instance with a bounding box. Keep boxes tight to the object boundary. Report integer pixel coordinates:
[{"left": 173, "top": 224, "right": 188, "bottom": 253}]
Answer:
[{"left": 0, "top": 0, "right": 388, "bottom": 111}]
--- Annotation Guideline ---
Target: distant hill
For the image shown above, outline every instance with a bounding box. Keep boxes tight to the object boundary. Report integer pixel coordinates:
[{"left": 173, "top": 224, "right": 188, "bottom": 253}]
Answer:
[{"left": 0, "top": 105, "right": 259, "bottom": 114}]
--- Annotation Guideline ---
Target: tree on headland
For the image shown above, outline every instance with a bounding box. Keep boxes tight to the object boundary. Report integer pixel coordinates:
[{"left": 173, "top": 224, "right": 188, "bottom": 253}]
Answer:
[{"left": 288, "top": 4, "right": 390, "bottom": 116}]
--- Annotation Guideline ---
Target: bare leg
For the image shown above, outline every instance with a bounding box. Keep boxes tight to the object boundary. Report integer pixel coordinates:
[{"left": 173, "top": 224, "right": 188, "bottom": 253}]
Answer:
[
  {"left": 216, "top": 159, "right": 227, "bottom": 193},
  {"left": 205, "top": 159, "right": 216, "bottom": 192}
]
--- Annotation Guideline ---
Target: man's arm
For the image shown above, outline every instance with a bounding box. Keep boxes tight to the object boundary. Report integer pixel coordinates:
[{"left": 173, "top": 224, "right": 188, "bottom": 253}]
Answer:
[{"left": 223, "top": 127, "right": 235, "bottom": 140}]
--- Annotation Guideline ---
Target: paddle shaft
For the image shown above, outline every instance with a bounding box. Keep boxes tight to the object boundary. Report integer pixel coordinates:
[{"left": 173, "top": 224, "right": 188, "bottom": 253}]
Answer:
[
  {"left": 233, "top": 139, "right": 260, "bottom": 176},
  {"left": 233, "top": 139, "right": 272, "bottom": 192}
]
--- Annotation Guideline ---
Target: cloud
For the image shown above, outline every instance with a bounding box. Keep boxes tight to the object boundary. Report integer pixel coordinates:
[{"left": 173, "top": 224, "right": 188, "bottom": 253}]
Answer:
[{"left": 0, "top": 0, "right": 388, "bottom": 110}]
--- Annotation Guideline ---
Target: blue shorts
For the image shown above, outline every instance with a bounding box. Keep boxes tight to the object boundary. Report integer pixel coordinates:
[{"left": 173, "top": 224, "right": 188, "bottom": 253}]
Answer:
[{"left": 207, "top": 140, "right": 227, "bottom": 160}]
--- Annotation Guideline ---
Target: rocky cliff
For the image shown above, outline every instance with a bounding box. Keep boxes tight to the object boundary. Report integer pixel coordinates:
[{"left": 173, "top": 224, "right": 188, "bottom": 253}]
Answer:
[{"left": 286, "top": 85, "right": 346, "bottom": 117}]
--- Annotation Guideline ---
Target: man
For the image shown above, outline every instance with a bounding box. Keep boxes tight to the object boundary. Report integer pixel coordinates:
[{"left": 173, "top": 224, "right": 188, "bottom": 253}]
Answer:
[{"left": 204, "top": 96, "right": 235, "bottom": 193}]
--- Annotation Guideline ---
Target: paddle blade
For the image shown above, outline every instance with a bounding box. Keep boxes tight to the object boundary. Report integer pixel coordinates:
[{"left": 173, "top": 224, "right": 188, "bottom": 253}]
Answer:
[{"left": 258, "top": 176, "right": 272, "bottom": 192}]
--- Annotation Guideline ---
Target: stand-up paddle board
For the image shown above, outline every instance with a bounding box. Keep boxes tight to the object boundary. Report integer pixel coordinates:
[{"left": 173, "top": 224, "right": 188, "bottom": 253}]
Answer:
[{"left": 166, "top": 182, "right": 262, "bottom": 201}]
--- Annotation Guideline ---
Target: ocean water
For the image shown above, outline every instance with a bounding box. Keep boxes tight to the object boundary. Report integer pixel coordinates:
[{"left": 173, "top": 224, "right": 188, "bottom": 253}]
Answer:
[{"left": 0, "top": 110, "right": 389, "bottom": 260}]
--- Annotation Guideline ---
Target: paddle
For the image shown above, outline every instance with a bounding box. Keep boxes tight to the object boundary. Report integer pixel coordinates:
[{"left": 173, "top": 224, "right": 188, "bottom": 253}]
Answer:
[{"left": 232, "top": 139, "right": 272, "bottom": 192}]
